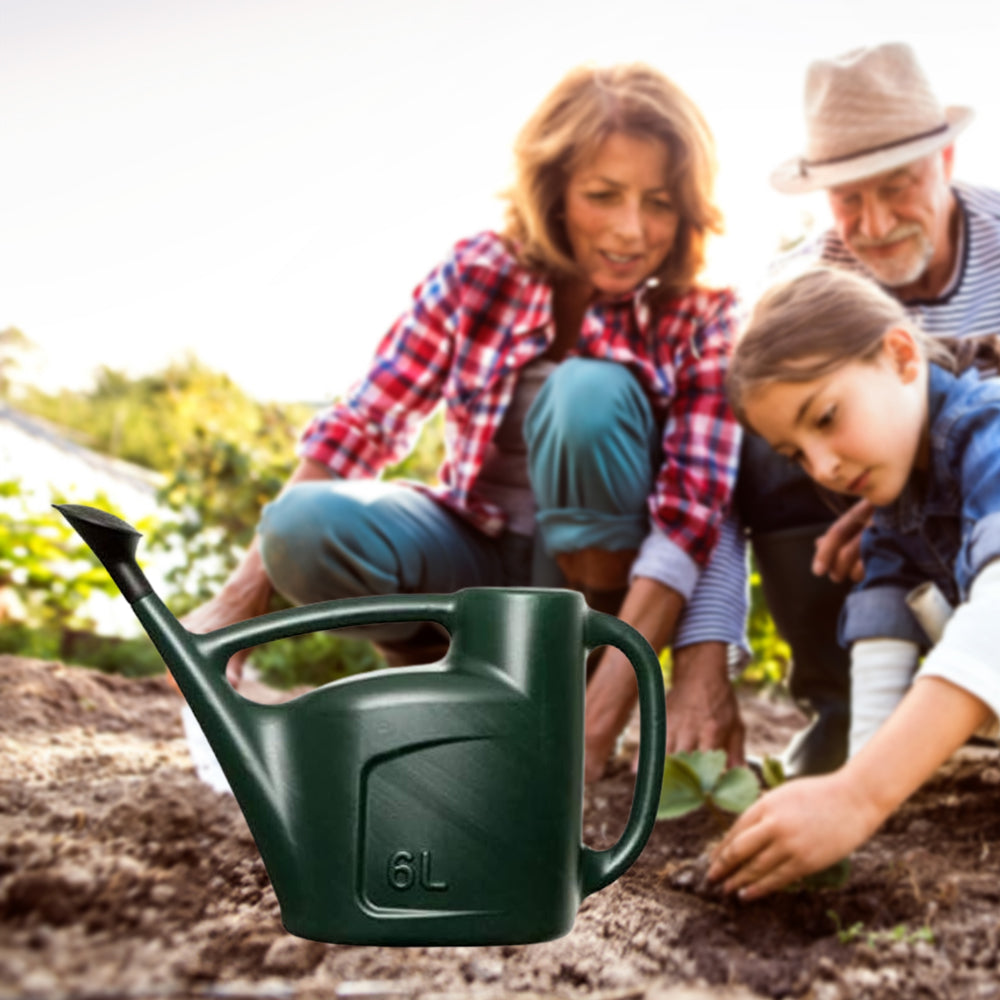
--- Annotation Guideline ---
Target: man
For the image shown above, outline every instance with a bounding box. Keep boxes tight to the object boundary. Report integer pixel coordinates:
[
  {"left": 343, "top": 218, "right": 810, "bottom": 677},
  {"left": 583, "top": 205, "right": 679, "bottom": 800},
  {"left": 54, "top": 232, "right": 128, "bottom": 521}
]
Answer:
[{"left": 678, "top": 41, "right": 1000, "bottom": 777}]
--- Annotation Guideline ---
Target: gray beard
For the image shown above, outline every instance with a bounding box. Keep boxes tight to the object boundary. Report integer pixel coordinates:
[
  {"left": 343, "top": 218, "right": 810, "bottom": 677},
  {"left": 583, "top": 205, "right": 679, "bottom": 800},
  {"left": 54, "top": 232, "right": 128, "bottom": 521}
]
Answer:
[{"left": 854, "top": 233, "right": 935, "bottom": 290}]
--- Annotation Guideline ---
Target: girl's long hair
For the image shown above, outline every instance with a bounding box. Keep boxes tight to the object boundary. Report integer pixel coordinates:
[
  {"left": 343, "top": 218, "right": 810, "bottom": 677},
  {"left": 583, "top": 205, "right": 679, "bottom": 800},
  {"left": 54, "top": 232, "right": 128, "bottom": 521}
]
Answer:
[{"left": 726, "top": 267, "right": 958, "bottom": 426}]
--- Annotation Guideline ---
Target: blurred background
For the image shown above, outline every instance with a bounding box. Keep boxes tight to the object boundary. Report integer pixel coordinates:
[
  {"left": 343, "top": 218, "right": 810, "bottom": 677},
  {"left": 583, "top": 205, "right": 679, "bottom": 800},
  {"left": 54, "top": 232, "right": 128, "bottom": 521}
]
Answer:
[
  {"left": 1, "top": 0, "right": 996, "bottom": 679},
  {"left": 4, "top": 0, "right": 998, "bottom": 403}
]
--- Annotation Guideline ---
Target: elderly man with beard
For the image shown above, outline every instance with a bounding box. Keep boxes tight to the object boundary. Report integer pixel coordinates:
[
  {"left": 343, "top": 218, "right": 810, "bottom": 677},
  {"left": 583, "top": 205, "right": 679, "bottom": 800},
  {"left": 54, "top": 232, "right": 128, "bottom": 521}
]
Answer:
[{"left": 674, "top": 41, "right": 1000, "bottom": 778}]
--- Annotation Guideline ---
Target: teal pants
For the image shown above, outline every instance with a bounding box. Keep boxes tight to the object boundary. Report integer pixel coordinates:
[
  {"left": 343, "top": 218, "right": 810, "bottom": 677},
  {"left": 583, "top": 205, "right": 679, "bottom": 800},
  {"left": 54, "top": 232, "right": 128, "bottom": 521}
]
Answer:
[{"left": 259, "top": 358, "right": 658, "bottom": 643}]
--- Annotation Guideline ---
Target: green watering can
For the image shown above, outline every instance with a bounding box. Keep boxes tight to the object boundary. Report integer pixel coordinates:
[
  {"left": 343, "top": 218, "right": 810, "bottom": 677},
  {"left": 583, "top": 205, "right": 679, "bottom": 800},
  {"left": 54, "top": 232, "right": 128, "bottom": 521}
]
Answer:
[{"left": 57, "top": 504, "right": 666, "bottom": 946}]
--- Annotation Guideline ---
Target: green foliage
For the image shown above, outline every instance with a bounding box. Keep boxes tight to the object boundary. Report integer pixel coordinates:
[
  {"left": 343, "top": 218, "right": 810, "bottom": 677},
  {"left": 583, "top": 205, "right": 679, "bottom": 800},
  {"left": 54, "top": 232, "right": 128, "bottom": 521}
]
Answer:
[
  {"left": 51, "top": 629, "right": 165, "bottom": 678},
  {"left": 760, "top": 754, "right": 787, "bottom": 789},
  {"left": 657, "top": 749, "right": 760, "bottom": 820},
  {"left": 13, "top": 355, "right": 447, "bottom": 683},
  {"left": 659, "top": 751, "right": 851, "bottom": 895},
  {"left": 0, "top": 480, "right": 123, "bottom": 631},
  {"left": 248, "top": 626, "right": 385, "bottom": 689},
  {"left": 0, "top": 327, "right": 34, "bottom": 399},
  {"left": 739, "top": 556, "right": 791, "bottom": 688},
  {"left": 13, "top": 353, "right": 782, "bottom": 691},
  {"left": 827, "top": 910, "right": 935, "bottom": 947},
  {"left": 19, "top": 355, "right": 312, "bottom": 474},
  {"left": 0, "top": 480, "right": 165, "bottom": 675},
  {"left": 148, "top": 419, "right": 301, "bottom": 612},
  {"left": 384, "top": 407, "right": 445, "bottom": 484}
]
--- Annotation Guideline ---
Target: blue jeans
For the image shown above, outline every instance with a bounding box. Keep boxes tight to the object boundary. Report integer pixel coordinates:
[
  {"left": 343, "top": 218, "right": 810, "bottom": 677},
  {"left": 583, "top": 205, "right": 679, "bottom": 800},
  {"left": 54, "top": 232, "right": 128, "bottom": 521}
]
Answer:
[{"left": 258, "top": 358, "right": 659, "bottom": 644}]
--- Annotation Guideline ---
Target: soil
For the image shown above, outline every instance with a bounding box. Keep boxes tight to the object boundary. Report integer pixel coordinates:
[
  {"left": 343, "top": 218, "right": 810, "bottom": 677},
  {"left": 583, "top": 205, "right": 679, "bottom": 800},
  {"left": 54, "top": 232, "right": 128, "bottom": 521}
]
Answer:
[{"left": 2, "top": 654, "right": 1000, "bottom": 1000}]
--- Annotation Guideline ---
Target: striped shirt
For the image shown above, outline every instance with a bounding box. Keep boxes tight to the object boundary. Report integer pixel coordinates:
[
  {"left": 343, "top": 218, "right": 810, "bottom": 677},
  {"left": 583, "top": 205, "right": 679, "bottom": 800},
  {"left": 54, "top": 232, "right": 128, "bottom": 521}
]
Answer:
[
  {"left": 299, "top": 230, "right": 741, "bottom": 586},
  {"left": 797, "top": 181, "right": 1000, "bottom": 336}
]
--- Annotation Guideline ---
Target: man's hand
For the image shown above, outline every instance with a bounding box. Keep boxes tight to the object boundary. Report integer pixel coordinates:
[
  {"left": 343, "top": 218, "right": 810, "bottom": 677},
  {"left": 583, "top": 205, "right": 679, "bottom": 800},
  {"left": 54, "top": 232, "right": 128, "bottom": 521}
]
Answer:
[
  {"left": 811, "top": 499, "right": 874, "bottom": 583},
  {"left": 666, "top": 642, "right": 745, "bottom": 767}
]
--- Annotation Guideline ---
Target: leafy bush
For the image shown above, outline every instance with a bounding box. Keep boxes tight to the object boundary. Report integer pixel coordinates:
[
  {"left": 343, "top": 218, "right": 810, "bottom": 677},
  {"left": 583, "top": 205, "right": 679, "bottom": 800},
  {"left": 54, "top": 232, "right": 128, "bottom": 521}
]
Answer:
[
  {"left": 0, "top": 480, "right": 165, "bottom": 675},
  {"left": 248, "top": 627, "right": 386, "bottom": 689},
  {"left": 13, "top": 355, "right": 786, "bottom": 691},
  {"left": 0, "top": 480, "right": 122, "bottom": 631},
  {"left": 739, "top": 557, "right": 791, "bottom": 687}
]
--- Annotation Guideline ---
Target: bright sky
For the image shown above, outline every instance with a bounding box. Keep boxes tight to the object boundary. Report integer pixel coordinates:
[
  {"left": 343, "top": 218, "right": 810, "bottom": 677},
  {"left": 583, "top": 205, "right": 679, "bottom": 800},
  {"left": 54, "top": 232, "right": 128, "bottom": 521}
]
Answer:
[{"left": 3, "top": 0, "right": 998, "bottom": 404}]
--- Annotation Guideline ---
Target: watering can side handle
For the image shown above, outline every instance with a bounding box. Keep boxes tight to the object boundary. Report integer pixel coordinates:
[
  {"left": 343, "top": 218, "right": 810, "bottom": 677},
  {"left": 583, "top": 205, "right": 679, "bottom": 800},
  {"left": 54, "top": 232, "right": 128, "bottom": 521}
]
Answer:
[
  {"left": 579, "top": 611, "right": 666, "bottom": 896},
  {"left": 200, "top": 593, "right": 459, "bottom": 663}
]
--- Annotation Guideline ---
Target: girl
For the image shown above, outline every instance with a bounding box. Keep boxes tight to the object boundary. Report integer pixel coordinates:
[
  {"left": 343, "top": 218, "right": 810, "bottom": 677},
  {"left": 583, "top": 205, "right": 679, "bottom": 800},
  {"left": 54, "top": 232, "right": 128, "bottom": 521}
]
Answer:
[{"left": 709, "top": 266, "right": 1000, "bottom": 899}]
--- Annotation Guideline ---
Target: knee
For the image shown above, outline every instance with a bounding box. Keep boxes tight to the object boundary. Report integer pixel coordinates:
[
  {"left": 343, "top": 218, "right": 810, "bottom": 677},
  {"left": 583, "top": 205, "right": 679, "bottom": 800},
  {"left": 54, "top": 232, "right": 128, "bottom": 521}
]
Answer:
[
  {"left": 258, "top": 482, "right": 363, "bottom": 602},
  {"left": 528, "top": 358, "right": 648, "bottom": 452},
  {"left": 260, "top": 483, "right": 331, "bottom": 563}
]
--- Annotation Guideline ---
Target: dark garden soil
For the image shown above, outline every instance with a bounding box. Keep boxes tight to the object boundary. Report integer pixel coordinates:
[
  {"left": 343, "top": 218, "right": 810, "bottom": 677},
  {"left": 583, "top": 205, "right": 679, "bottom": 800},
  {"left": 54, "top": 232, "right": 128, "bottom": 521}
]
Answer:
[{"left": 2, "top": 653, "right": 1000, "bottom": 1000}]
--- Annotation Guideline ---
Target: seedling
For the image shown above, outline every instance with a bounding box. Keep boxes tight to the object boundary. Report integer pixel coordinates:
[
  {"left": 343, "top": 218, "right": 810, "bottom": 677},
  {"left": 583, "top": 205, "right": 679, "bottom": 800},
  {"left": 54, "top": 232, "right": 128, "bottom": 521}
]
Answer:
[
  {"left": 827, "top": 910, "right": 936, "bottom": 947},
  {"left": 657, "top": 749, "right": 760, "bottom": 821},
  {"left": 658, "top": 750, "right": 851, "bottom": 892}
]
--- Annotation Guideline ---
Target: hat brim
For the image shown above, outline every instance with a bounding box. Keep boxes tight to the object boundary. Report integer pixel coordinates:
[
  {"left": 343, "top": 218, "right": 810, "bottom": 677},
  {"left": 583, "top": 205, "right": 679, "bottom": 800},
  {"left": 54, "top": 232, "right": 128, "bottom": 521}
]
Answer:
[{"left": 770, "top": 105, "right": 975, "bottom": 194}]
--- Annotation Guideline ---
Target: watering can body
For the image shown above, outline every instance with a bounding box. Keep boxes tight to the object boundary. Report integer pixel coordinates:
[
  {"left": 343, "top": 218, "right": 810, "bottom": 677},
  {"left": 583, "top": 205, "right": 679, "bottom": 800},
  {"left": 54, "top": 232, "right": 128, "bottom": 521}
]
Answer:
[{"left": 57, "top": 504, "right": 666, "bottom": 945}]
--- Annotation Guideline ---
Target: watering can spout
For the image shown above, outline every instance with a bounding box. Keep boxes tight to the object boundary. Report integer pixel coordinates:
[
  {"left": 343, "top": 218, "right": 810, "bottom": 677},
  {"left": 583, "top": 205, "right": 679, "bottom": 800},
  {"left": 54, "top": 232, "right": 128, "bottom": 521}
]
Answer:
[{"left": 55, "top": 504, "right": 153, "bottom": 604}]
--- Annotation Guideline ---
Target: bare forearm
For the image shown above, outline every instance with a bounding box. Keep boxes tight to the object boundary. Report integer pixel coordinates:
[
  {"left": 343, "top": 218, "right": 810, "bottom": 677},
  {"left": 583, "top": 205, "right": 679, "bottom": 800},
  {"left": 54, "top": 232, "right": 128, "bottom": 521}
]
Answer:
[
  {"left": 707, "top": 676, "right": 991, "bottom": 900},
  {"left": 846, "top": 676, "right": 990, "bottom": 820},
  {"left": 189, "top": 458, "right": 333, "bottom": 620},
  {"left": 584, "top": 577, "right": 681, "bottom": 773},
  {"left": 668, "top": 641, "right": 745, "bottom": 765}
]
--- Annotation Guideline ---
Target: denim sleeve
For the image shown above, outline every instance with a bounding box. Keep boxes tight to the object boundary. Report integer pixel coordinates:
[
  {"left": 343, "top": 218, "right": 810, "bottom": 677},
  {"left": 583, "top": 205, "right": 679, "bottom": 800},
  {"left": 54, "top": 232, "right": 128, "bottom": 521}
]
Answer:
[
  {"left": 961, "top": 511, "right": 1000, "bottom": 588},
  {"left": 952, "top": 399, "right": 1000, "bottom": 594},
  {"left": 840, "top": 586, "right": 930, "bottom": 646},
  {"left": 840, "top": 522, "right": 930, "bottom": 646}
]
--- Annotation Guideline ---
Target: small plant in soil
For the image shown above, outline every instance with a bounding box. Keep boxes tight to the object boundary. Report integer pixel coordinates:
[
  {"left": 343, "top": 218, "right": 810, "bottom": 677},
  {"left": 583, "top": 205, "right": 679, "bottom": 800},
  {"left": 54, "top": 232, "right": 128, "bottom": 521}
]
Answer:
[
  {"left": 657, "top": 749, "right": 850, "bottom": 893},
  {"left": 828, "top": 909, "right": 936, "bottom": 947},
  {"left": 657, "top": 749, "right": 760, "bottom": 821}
]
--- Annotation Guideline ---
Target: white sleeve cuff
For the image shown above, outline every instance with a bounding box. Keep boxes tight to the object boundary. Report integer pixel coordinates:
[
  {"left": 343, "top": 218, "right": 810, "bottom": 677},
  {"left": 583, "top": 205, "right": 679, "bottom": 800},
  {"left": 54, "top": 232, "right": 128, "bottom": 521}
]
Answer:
[
  {"left": 917, "top": 559, "right": 1000, "bottom": 741},
  {"left": 849, "top": 638, "right": 921, "bottom": 758}
]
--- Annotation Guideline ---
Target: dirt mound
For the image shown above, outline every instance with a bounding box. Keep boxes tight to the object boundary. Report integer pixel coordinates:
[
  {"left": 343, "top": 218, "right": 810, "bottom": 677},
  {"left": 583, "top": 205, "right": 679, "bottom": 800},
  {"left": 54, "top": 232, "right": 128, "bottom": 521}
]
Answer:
[{"left": 2, "top": 654, "right": 999, "bottom": 999}]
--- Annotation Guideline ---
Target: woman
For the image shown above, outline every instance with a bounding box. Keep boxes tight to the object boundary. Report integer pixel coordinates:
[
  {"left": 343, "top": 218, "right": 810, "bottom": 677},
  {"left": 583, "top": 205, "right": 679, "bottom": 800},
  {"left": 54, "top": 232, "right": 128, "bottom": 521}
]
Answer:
[{"left": 183, "top": 62, "right": 742, "bottom": 781}]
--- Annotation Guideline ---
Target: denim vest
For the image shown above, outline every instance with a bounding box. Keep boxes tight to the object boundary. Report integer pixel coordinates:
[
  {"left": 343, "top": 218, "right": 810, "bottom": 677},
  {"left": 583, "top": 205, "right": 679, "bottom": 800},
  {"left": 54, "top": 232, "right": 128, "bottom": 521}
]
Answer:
[{"left": 841, "top": 364, "right": 1000, "bottom": 649}]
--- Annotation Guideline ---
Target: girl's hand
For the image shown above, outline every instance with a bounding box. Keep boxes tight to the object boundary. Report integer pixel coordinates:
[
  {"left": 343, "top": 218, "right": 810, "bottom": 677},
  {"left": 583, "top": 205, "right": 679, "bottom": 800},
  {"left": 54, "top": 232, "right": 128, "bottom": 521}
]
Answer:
[{"left": 707, "top": 770, "right": 884, "bottom": 900}]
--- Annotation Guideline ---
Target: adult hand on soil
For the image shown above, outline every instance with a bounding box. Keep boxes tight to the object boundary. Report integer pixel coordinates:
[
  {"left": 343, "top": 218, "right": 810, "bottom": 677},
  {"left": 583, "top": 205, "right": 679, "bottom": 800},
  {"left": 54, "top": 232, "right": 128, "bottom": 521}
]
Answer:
[
  {"left": 664, "top": 642, "right": 745, "bottom": 768},
  {"left": 812, "top": 500, "right": 874, "bottom": 583},
  {"left": 706, "top": 770, "right": 881, "bottom": 899}
]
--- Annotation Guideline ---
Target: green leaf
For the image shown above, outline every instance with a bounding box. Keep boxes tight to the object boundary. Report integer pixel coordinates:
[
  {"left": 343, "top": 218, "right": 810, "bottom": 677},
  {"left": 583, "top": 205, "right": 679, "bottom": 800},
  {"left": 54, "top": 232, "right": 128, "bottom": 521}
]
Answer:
[
  {"left": 709, "top": 766, "right": 761, "bottom": 814},
  {"left": 761, "top": 755, "right": 787, "bottom": 789},
  {"left": 799, "top": 857, "right": 852, "bottom": 890},
  {"left": 657, "top": 755, "right": 707, "bottom": 819},
  {"left": 674, "top": 749, "right": 726, "bottom": 794}
]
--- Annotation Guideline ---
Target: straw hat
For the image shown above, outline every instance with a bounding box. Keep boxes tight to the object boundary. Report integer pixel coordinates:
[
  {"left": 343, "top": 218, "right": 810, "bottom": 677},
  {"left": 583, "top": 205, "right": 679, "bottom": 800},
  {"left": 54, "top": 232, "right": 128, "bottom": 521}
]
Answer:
[{"left": 771, "top": 42, "right": 974, "bottom": 194}]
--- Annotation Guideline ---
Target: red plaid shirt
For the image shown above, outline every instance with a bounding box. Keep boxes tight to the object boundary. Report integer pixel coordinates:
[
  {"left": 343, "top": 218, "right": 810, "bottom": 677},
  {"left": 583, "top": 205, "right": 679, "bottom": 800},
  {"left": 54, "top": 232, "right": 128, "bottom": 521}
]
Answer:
[{"left": 299, "top": 231, "right": 740, "bottom": 567}]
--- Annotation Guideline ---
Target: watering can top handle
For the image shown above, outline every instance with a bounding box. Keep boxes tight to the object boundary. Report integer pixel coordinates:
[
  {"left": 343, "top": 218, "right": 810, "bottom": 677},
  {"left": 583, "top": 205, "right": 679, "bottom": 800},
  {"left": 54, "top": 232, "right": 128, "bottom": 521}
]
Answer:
[
  {"left": 200, "top": 592, "right": 458, "bottom": 665},
  {"left": 579, "top": 610, "right": 666, "bottom": 896}
]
